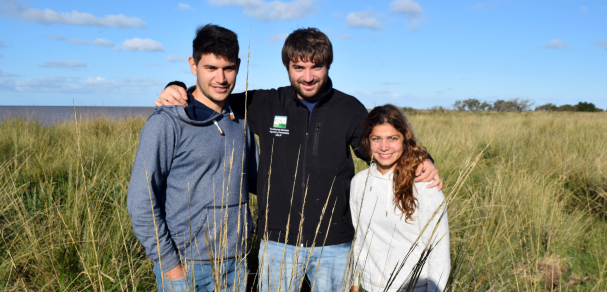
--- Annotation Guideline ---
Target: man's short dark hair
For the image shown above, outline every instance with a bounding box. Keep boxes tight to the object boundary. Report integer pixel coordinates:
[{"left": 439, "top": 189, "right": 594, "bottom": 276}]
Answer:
[
  {"left": 282, "top": 28, "right": 333, "bottom": 69},
  {"left": 193, "top": 24, "right": 239, "bottom": 65}
]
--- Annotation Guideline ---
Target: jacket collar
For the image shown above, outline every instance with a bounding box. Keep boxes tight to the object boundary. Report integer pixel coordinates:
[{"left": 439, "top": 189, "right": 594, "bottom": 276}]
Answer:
[{"left": 186, "top": 87, "right": 235, "bottom": 119}]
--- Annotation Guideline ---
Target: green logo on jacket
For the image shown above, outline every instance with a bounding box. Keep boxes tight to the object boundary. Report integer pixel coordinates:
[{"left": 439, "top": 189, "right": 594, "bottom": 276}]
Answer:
[{"left": 273, "top": 116, "right": 287, "bottom": 128}]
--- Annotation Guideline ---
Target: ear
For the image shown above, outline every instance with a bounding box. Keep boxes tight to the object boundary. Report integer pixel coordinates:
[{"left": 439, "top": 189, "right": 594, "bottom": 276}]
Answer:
[
  {"left": 236, "top": 58, "right": 241, "bottom": 73},
  {"left": 188, "top": 57, "right": 197, "bottom": 75}
]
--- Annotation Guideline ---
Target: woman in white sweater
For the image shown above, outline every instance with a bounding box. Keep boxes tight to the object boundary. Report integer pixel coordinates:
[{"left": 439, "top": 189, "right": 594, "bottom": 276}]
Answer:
[{"left": 349, "top": 104, "right": 450, "bottom": 292}]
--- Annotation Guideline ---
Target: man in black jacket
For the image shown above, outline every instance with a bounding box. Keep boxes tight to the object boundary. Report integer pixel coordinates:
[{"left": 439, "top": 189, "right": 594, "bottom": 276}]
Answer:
[{"left": 155, "top": 27, "right": 442, "bottom": 292}]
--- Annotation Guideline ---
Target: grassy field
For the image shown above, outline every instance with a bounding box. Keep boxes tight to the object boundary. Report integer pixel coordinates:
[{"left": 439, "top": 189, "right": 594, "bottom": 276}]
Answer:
[{"left": 1, "top": 111, "right": 606, "bottom": 291}]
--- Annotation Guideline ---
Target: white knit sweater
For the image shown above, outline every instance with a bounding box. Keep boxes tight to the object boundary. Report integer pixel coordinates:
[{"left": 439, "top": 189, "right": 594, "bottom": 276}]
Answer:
[{"left": 349, "top": 164, "right": 450, "bottom": 292}]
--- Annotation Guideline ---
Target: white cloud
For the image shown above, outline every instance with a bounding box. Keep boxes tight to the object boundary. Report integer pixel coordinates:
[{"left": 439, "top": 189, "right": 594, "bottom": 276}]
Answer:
[
  {"left": 0, "top": 76, "right": 163, "bottom": 93},
  {"left": 580, "top": 6, "right": 587, "bottom": 12},
  {"left": 0, "top": 41, "right": 6, "bottom": 48},
  {"left": 0, "top": 79, "right": 15, "bottom": 90},
  {"left": 208, "top": 0, "right": 317, "bottom": 21},
  {"left": 12, "top": 77, "right": 72, "bottom": 92},
  {"left": 71, "top": 38, "right": 114, "bottom": 47},
  {"left": 0, "top": 70, "right": 17, "bottom": 77},
  {"left": 166, "top": 55, "right": 190, "bottom": 62},
  {"left": 540, "top": 39, "right": 568, "bottom": 49},
  {"left": 48, "top": 34, "right": 67, "bottom": 41},
  {"left": 1, "top": 0, "right": 147, "bottom": 28},
  {"left": 268, "top": 33, "right": 289, "bottom": 45},
  {"left": 340, "top": 34, "right": 351, "bottom": 40},
  {"left": 38, "top": 61, "right": 88, "bottom": 68},
  {"left": 345, "top": 10, "right": 384, "bottom": 30},
  {"left": 83, "top": 76, "right": 109, "bottom": 86},
  {"left": 117, "top": 38, "right": 164, "bottom": 52},
  {"left": 389, "top": 0, "right": 425, "bottom": 30},
  {"left": 48, "top": 35, "right": 114, "bottom": 47},
  {"left": 595, "top": 40, "right": 607, "bottom": 49},
  {"left": 178, "top": 3, "right": 191, "bottom": 10}
]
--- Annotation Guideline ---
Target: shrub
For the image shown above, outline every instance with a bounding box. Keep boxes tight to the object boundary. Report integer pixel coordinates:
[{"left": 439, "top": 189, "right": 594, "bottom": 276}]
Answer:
[{"left": 535, "top": 103, "right": 558, "bottom": 111}]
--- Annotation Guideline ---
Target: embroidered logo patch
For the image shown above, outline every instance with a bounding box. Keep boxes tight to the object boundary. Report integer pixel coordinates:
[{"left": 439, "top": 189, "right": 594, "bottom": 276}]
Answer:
[{"left": 273, "top": 116, "right": 287, "bottom": 128}]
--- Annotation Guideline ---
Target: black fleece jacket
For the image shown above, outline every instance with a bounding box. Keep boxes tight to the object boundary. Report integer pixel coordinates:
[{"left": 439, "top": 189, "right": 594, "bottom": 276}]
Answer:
[{"left": 167, "top": 80, "right": 432, "bottom": 247}]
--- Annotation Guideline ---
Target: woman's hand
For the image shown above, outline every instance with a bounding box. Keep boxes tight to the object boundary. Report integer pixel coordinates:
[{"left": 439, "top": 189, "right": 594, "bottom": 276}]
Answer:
[
  {"left": 415, "top": 159, "right": 443, "bottom": 191},
  {"left": 350, "top": 286, "right": 359, "bottom": 292}
]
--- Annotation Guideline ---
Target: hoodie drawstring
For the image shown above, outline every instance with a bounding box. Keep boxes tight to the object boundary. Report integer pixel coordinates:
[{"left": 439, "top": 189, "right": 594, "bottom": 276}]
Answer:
[
  {"left": 387, "top": 172, "right": 394, "bottom": 217},
  {"left": 213, "top": 120, "right": 224, "bottom": 135},
  {"left": 229, "top": 109, "right": 235, "bottom": 121}
]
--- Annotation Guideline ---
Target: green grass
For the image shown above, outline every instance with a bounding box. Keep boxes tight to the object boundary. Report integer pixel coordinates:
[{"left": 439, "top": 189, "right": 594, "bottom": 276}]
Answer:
[{"left": 1, "top": 111, "right": 606, "bottom": 291}]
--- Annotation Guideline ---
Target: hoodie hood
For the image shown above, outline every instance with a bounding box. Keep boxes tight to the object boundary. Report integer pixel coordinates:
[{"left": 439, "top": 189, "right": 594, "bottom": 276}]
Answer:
[
  {"left": 173, "top": 99, "right": 235, "bottom": 126},
  {"left": 369, "top": 162, "right": 394, "bottom": 181},
  {"left": 154, "top": 99, "right": 236, "bottom": 135}
]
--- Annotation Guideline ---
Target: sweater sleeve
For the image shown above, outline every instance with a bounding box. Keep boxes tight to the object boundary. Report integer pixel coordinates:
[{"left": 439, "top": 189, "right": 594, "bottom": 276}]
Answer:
[
  {"left": 127, "top": 113, "right": 181, "bottom": 272},
  {"left": 348, "top": 106, "right": 371, "bottom": 163},
  {"left": 417, "top": 184, "right": 450, "bottom": 292}
]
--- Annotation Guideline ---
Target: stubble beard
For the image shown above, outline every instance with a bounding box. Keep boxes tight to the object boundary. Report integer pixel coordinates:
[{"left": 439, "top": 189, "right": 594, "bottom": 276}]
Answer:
[{"left": 291, "top": 76, "right": 328, "bottom": 101}]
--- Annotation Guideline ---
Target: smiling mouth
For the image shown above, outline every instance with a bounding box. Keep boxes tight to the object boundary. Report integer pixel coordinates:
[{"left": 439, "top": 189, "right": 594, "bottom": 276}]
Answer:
[
  {"left": 300, "top": 83, "right": 317, "bottom": 90},
  {"left": 377, "top": 153, "right": 393, "bottom": 159},
  {"left": 211, "top": 86, "right": 229, "bottom": 93}
]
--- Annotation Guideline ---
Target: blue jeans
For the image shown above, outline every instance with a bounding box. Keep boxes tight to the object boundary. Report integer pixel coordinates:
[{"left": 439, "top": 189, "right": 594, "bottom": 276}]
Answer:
[
  {"left": 257, "top": 239, "right": 351, "bottom": 292},
  {"left": 153, "top": 259, "right": 247, "bottom": 292}
]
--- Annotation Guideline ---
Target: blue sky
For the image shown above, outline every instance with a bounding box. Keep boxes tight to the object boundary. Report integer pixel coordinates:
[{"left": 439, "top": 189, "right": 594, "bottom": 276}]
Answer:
[{"left": 0, "top": 0, "right": 606, "bottom": 109}]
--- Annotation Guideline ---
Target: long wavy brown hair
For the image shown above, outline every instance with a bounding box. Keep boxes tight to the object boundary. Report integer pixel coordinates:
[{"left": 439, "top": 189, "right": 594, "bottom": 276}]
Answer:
[{"left": 362, "top": 104, "right": 426, "bottom": 222}]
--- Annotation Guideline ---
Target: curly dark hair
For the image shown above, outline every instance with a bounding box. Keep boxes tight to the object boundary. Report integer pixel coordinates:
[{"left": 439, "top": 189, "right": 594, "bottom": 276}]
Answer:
[{"left": 362, "top": 104, "right": 426, "bottom": 222}]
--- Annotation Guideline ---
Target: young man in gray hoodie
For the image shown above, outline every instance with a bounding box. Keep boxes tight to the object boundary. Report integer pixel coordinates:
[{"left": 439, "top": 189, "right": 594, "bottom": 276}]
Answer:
[{"left": 127, "top": 24, "right": 257, "bottom": 292}]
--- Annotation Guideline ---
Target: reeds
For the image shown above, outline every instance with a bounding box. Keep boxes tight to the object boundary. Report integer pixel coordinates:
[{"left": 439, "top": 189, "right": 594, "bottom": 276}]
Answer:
[{"left": 0, "top": 111, "right": 606, "bottom": 291}]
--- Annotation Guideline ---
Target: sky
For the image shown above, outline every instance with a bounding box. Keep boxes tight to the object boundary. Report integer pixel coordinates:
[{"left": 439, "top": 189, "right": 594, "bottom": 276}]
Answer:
[{"left": 0, "top": 0, "right": 606, "bottom": 109}]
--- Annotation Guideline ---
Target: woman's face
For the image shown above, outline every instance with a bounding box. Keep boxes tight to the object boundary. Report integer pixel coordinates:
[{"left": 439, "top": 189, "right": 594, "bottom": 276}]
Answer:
[{"left": 369, "top": 123, "right": 404, "bottom": 174}]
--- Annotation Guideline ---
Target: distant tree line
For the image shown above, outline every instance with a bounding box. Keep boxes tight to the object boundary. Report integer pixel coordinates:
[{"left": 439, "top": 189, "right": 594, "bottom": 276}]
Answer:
[
  {"left": 535, "top": 102, "right": 603, "bottom": 112},
  {"left": 452, "top": 98, "right": 534, "bottom": 112},
  {"left": 446, "top": 99, "right": 604, "bottom": 113}
]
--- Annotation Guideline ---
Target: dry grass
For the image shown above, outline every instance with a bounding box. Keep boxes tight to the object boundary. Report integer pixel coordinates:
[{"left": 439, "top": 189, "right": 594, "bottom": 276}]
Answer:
[{"left": 0, "top": 111, "right": 606, "bottom": 291}]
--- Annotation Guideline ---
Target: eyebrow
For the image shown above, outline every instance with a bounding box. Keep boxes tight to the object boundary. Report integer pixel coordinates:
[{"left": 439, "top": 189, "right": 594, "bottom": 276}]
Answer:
[{"left": 202, "top": 64, "right": 236, "bottom": 69}]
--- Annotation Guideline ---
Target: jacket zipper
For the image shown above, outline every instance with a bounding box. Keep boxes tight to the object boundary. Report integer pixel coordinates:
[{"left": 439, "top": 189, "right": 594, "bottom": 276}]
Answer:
[
  {"left": 299, "top": 109, "right": 310, "bottom": 246},
  {"left": 301, "top": 111, "right": 310, "bottom": 195},
  {"left": 313, "top": 121, "right": 321, "bottom": 159}
]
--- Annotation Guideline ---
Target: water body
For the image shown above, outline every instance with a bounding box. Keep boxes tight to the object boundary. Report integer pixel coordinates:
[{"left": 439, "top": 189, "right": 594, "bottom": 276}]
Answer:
[{"left": 0, "top": 106, "right": 155, "bottom": 124}]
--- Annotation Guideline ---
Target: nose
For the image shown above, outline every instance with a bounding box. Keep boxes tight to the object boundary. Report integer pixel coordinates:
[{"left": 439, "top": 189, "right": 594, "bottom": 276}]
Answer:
[
  {"left": 303, "top": 69, "right": 313, "bottom": 82},
  {"left": 215, "top": 69, "right": 226, "bottom": 84},
  {"left": 373, "top": 139, "right": 390, "bottom": 152},
  {"left": 379, "top": 140, "right": 390, "bottom": 151}
]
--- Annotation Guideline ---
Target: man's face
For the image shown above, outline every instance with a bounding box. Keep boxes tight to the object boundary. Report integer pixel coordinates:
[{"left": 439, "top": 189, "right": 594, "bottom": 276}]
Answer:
[
  {"left": 189, "top": 53, "right": 240, "bottom": 104},
  {"left": 287, "top": 59, "right": 329, "bottom": 101}
]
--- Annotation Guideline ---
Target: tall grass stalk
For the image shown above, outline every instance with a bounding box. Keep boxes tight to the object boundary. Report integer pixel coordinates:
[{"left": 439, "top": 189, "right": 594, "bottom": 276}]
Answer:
[{"left": 1, "top": 112, "right": 606, "bottom": 291}]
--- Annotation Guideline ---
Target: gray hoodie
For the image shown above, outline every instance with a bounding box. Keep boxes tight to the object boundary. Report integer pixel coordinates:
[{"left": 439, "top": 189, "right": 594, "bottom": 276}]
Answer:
[
  {"left": 127, "top": 104, "right": 257, "bottom": 272},
  {"left": 350, "top": 164, "right": 450, "bottom": 292}
]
